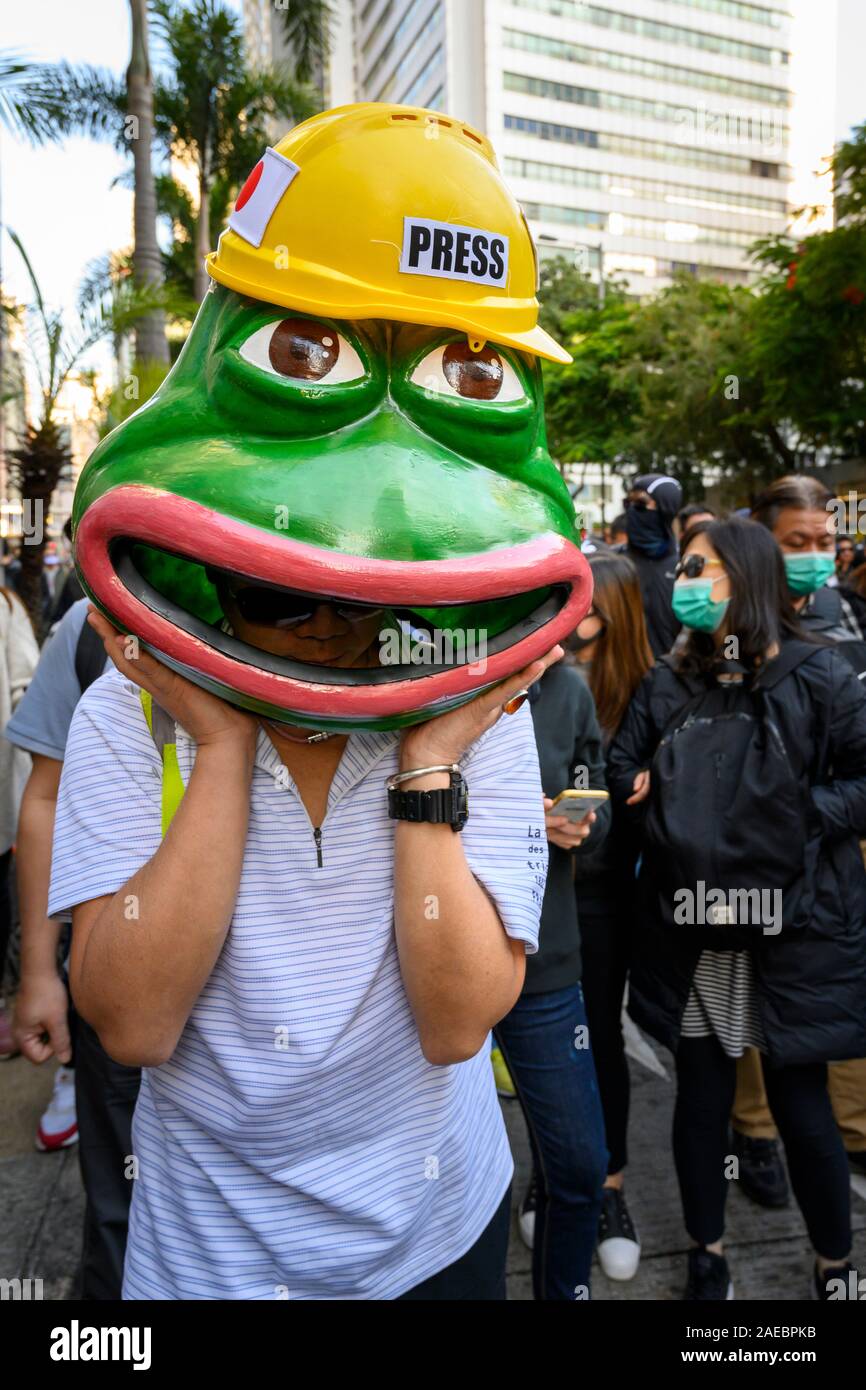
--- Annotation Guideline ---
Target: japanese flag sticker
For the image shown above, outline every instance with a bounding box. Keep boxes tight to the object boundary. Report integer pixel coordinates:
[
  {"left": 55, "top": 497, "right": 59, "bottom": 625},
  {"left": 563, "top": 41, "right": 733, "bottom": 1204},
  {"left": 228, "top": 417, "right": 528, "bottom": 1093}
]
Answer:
[{"left": 229, "top": 148, "right": 301, "bottom": 248}]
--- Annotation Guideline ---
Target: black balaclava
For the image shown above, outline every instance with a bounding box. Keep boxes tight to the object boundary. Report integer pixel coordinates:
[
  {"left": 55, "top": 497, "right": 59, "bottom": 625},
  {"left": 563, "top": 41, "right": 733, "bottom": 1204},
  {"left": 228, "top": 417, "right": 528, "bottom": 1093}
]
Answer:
[{"left": 626, "top": 472, "right": 683, "bottom": 559}]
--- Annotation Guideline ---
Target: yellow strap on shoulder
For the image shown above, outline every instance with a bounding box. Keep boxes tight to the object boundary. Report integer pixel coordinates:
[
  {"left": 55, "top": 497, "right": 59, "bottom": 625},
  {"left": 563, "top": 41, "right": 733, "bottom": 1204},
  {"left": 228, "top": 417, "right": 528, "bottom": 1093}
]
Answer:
[
  {"left": 160, "top": 745, "right": 184, "bottom": 837},
  {"left": 140, "top": 688, "right": 154, "bottom": 733},
  {"left": 138, "top": 690, "right": 185, "bottom": 836}
]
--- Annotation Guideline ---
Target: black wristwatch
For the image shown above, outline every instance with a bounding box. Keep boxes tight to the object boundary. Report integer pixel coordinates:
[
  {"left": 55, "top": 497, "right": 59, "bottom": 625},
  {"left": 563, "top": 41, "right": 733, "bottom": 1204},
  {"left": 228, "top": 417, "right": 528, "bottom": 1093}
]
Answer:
[{"left": 387, "top": 770, "right": 469, "bottom": 832}]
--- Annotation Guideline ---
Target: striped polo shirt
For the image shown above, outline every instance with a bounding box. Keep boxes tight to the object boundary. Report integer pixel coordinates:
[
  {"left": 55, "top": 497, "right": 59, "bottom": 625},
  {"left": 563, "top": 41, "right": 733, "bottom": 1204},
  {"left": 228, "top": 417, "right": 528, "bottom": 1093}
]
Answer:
[{"left": 48, "top": 669, "right": 548, "bottom": 1300}]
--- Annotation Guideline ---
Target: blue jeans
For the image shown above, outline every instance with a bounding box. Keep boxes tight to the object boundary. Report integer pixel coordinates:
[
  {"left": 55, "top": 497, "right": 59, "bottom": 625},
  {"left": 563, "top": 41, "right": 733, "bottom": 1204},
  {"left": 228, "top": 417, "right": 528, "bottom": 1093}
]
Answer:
[{"left": 495, "top": 983, "right": 608, "bottom": 1300}]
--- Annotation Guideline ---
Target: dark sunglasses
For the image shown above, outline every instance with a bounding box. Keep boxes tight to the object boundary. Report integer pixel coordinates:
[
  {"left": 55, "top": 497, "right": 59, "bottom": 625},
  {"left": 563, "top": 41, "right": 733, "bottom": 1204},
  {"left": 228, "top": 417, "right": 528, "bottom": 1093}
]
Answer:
[
  {"left": 624, "top": 497, "right": 650, "bottom": 511},
  {"left": 231, "top": 585, "right": 382, "bottom": 629},
  {"left": 674, "top": 554, "right": 725, "bottom": 581}
]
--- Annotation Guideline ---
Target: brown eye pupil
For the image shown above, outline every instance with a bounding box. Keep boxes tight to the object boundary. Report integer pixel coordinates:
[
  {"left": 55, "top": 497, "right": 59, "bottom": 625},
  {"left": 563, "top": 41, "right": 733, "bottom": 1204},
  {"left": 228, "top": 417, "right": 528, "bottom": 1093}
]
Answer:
[
  {"left": 442, "top": 343, "right": 504, "bottom": 400},
  {"left": 268, "top": 318, "right": 339, "bottom": 380}
]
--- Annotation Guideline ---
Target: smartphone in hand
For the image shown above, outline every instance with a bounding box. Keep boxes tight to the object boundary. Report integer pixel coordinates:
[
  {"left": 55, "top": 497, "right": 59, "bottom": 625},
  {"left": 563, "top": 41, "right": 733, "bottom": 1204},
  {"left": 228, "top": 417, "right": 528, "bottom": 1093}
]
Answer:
[{"left": 548, "top": 789, "right": 610, "bottom": 823}]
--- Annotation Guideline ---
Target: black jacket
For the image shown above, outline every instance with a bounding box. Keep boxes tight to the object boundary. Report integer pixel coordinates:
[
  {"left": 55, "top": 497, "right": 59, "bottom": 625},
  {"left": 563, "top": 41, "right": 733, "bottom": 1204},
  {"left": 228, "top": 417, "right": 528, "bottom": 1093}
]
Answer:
[
  {"left": 607, "top": 643, "right": 866, "bottom": 1066},
  {"left": 622, "top": 546, "right": 681, "bottom": 658},
  {"left": 526, "top": 663, "right": 611, "bottom": 994}
]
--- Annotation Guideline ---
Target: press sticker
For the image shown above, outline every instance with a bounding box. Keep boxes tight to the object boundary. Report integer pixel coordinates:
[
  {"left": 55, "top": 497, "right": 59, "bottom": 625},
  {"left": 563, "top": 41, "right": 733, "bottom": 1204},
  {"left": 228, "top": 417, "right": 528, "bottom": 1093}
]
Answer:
[{"left": 400, "top": 217, "right": 509, "bottom": 289}]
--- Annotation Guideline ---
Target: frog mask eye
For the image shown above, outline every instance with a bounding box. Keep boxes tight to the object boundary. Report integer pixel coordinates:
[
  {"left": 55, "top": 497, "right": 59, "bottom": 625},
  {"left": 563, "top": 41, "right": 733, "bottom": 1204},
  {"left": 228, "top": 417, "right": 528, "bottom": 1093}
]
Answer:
[
  {"left": 410, "top": 343, "right": 524, "bottom": 403},
  {"left": 239, "top": 317, "right": 366, "bottom": 386}
]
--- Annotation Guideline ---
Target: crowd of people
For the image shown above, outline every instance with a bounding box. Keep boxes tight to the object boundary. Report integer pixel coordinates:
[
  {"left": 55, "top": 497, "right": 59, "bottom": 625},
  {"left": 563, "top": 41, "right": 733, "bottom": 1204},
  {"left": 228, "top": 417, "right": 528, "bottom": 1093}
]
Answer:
[{"left": 1, "top": 469, "right": 865, "bottom": 1301}]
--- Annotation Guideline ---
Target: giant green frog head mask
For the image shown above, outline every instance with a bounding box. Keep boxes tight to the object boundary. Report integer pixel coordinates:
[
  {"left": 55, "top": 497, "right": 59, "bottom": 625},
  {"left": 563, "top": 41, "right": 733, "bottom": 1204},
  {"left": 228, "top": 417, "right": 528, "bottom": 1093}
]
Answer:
[{"left": 74, "top": 103, "right": 591, "bottom": 731}]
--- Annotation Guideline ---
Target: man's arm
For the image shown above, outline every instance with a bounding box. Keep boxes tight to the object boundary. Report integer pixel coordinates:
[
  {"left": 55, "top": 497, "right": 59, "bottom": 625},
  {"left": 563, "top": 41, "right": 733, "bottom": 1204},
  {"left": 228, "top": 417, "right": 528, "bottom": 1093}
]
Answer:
[
  {"left": 393, "top": 766, "right": 527, "bottom": 1067},
  {"left": 13, "top": 756, "right": 69, "bottom": 1064},
  {"left": 58, "top": 613, "right": 258, "bottom": 1067},
  {"left": 393, "top": 658, "right": 559, "bottom": 1066},
  {"left": 70, "top": 735, "right": 255, "bottom": 1066},
  {"left": 8, "top": 602, "right": 102, "bottom": 1062}
]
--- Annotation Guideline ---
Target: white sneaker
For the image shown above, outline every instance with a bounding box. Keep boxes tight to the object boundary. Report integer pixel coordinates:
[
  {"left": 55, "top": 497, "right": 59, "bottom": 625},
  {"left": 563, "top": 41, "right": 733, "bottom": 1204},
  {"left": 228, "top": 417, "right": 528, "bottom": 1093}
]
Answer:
[
  {"left": 597, "top": 1187, "right": 641, "bottom": 1281},
  {"left": 35, "top": 1065, "right": 78, "bottom": 1152},
  {"left": 518, "top": 1174, "right": 537, "bottom": 1249}
]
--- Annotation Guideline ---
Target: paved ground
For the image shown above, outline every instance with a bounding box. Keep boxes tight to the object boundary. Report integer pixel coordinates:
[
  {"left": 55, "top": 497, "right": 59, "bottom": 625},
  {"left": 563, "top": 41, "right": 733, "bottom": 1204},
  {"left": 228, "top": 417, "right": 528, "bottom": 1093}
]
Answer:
[{"left": 2, "top": 1012, "right": 864, "bottom": 1301}]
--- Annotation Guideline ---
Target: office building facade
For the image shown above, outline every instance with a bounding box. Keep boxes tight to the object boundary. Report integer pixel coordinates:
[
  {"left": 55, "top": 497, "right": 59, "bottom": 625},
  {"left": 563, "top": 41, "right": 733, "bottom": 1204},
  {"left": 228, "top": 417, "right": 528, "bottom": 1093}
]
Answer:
[{"left": 331, "top": 0, "right": 794, "bottom": 297}]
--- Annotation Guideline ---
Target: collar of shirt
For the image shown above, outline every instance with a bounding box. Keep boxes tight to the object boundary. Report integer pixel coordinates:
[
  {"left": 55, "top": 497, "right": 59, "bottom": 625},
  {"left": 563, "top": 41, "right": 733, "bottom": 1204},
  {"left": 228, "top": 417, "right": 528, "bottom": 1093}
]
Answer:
[{"left": 174, "top": 719, "right": 400, "bottom": 814}]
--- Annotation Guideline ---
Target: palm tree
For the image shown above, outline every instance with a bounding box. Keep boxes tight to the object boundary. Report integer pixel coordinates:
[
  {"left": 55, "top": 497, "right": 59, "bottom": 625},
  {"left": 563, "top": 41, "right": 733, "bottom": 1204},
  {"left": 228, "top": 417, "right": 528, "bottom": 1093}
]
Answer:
[
  {"left": 5, "top": 233, "right": 169, "bottom": 631},
  {"left": 4, "top": 5, "right": 327, "bottom": 308},
  {"left": 278, "top": 0, "right": 334, "bottom": 85},
  {"left": 0, "top": 52, "right": 120, "bottom": 143},
  {"left": 127, "top": 0, "right": 169, "bottom": 365},
  {"left": 151, "top": 0, "right": 321, "bottom": 301},
  {"left": 0, "top": 51, "right": 124, "bottom": 514}
]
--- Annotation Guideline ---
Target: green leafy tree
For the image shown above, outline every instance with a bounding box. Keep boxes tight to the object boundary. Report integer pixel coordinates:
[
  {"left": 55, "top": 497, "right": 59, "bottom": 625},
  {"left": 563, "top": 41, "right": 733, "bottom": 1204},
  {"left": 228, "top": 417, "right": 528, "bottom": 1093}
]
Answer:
[
  {"left": 615, "top": 276, "right": 792, "bottom": 495},
  {"left": 741, "top": 122, "right": 866, "bottom": 470},
  {"left": 747, "top": 232, "right": 866, "bottom": 466},
  {"left": 538, "top": 256, "right": 639, "bottom": 474}
]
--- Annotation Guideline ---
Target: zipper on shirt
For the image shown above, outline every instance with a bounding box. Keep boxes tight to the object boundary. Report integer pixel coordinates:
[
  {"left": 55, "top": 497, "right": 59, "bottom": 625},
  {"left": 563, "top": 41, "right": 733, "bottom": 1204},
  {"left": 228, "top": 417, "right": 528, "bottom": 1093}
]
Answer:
[{"left": 313, "top": 826, "right": 323, "bottom": 868}]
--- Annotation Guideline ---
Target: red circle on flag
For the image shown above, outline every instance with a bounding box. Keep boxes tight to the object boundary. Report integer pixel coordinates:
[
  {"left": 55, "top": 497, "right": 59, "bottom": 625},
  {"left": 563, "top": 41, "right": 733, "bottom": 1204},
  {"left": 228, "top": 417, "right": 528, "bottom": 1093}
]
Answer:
[{"left": 235, "top": 161, "right": 264, "bottom": 212}]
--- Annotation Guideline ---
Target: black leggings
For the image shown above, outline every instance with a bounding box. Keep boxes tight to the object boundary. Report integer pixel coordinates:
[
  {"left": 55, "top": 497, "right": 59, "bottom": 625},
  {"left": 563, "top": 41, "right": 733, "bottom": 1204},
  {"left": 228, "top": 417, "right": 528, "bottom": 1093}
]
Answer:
[
  {"left": 673, "top": 1036, "right": 852, "bottom": 1259},
  {"left": 397, "top": 1185, "right": 511, "bottom": 1300},
  {"left": 579, "top": 897, "right": 633, "bottom": 1174}
]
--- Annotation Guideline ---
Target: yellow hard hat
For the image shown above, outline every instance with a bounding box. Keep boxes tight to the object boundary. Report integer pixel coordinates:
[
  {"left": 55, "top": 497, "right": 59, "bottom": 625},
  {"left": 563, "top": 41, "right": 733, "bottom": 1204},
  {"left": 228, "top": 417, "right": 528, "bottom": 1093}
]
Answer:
[{"left": 206, "top": 102, "right": 571, "bottom": 365}]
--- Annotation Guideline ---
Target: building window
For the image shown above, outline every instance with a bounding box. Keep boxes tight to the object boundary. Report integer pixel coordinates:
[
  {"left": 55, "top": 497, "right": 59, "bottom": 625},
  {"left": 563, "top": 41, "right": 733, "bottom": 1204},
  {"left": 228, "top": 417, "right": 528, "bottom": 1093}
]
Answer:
[
  {"left": 502, "top": 28, "right": 790, "bottom": 107},
  {"left": 366, "top": 0, "right": 438, "bottom": 88},
  {"left": 503, "top": 156, "right": 788, "bottom": 218},
  {"left": 400, "top": 45, "right": 444, "bottom": 108},
  {"left": 503, "top": 71, "right": 789, "bottom": 147},
  {"left": 504, "top": 114, "right": 785, "bottom": 180},
  {"left": 523, "top": 201, "right": 761, "bottom": 249},
  {"left": 660, "top": 0, "right": 788, "bottom": 30},
  {"left": 508, "top": 0, "right": 790, "bottom": 68}
]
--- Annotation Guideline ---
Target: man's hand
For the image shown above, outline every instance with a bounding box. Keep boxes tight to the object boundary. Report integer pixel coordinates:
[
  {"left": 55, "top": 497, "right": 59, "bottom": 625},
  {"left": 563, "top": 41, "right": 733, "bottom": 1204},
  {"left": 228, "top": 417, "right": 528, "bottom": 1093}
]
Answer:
[
  {"left": 87, "top": 608, "right": 256, "bottom": 750},
  {"left": 13, "top": 973, "right": 72, "bottom": 1064},
  {"left": 400, "top": 647, "right": 564, "bottom": 768},
  {"left": 543, "top": 798, "right": 596, "bottom": 851}
]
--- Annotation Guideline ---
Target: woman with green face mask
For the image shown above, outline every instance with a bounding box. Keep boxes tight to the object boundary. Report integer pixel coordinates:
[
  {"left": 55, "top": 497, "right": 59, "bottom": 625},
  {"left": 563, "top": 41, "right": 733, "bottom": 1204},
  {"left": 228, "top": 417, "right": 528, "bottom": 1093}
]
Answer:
[
  {"left": 606, "top": 517, "right": 866, "bottom": 1303},
  {"left": 670, "top": 539, "right": 732, "bottom": 637}
]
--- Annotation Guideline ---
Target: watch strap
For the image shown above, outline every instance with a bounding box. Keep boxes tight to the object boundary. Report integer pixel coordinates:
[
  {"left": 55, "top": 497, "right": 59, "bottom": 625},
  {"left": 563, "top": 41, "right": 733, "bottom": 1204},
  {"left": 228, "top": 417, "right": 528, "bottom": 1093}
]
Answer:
[{"left": 387, "top": 771, "right": 468, "bottom": 831}]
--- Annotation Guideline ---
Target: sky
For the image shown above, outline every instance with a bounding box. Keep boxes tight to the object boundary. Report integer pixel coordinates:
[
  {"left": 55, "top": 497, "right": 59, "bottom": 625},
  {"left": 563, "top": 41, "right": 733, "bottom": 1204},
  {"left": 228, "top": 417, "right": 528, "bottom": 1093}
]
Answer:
[
  {"left": 3, "top": 0, "right": 134, "bottom": 375},
  {"left": 0, "top": 0, "right": 861, "bottom": 379},
  {"left": 1, "top": 0, "right": 239, "bottom": 382}
]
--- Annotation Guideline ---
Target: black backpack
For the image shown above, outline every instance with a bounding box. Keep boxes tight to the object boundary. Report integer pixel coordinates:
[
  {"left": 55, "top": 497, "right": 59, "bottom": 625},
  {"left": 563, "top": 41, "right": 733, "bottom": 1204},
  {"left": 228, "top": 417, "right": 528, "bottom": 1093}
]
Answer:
[
  {"left": 642, "top": 641, "right": 818, "bottom": 948},
  {"left": 74, "top": 615, "right": 107, "bottom": 693}
]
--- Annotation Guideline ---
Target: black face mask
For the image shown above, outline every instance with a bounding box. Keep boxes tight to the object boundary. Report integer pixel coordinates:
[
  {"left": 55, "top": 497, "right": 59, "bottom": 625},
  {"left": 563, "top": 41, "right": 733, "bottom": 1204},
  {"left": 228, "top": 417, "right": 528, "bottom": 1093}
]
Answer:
[
  {"left": 567, "top": 628, "right": 603, "bottom": 653},
  {"left": 626, "top": 506, "right": 671, "bottom": 559}
]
